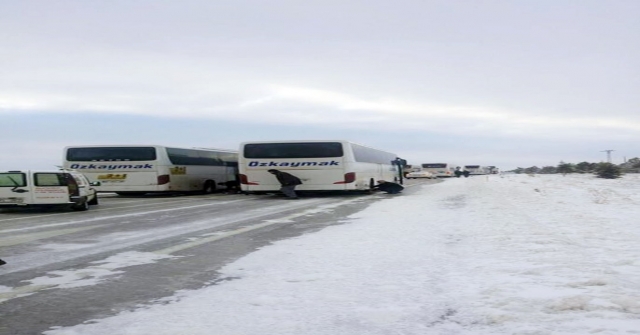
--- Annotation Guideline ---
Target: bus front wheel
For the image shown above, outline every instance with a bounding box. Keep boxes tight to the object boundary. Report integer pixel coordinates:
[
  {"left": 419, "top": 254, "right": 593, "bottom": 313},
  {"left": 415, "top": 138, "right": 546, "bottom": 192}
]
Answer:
[{"left": 202, "top": 181, "right": 216, "bottom": 194}]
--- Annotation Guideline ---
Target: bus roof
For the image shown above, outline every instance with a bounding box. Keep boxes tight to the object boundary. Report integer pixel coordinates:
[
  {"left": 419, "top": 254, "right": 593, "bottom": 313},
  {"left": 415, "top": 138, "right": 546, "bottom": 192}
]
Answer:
[
  {"left": 239, "top": 140, "right": 388, "bottom": 150},
  {"left": 64, "top": 145, "right": 237, "bottom": 152},
  {"left": 240, "top": 140, "right": 351, "bottom": 144}
]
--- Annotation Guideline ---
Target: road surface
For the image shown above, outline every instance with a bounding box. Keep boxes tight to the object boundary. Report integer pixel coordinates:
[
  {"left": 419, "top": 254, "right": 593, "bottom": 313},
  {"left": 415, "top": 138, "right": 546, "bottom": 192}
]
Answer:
[{"left": 0, "top": 179, "right": 437, "bottom": 335}]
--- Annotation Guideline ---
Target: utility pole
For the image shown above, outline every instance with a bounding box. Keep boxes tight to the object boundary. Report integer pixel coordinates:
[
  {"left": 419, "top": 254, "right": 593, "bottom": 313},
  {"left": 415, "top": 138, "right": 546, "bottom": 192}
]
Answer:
[{"left": 601, "top": 150, "right": 615, "bottom": 163}]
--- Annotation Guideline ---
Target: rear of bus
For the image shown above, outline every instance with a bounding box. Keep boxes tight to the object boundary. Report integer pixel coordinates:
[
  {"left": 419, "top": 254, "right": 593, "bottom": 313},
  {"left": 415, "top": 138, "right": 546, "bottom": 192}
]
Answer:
[
  {"left": 239, "top": 141, "right": 358, "bottom": 192},
  {"left": 421, "top": 163, "right": 455, "bottom": 178},
  {"left": 63, "top": 146, "right": 168, "bottom": 193},
  {"left": 464, "top": 165, "right": 484, "bottom": 175}
]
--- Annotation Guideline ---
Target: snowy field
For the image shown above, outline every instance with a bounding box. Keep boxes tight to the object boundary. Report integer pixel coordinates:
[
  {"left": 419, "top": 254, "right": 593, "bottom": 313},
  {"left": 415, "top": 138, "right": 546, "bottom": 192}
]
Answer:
[{"left": 45, "top": 174, "right": 640, "bottom": 335}]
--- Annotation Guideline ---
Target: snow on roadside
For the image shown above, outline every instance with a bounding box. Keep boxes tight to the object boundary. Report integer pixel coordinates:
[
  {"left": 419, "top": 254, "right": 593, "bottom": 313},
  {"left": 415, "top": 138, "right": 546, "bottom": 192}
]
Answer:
[{"left": 46, "top": 174, "right": 640, "bottom": 335}]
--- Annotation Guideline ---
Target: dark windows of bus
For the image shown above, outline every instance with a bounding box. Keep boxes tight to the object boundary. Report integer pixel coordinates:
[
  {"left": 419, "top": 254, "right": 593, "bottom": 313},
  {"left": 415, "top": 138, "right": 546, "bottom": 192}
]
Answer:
[
  {"left": 67, "top": 147, "right": 157, "bottom": 162},
  {"left": 244, "top": 142, "right": 344, "bottom": 159},
  {"left": 422, "top": 163, "right": 447, "bottom": 168},
  {"left": 351, "top": 144, "right": 397, "bottom": 164},
  {"left": 0, "top": 173, "right": 27, "bottom": 187},
  {"left": 465, "top": 165, "right": 480, "bottom": 169},
  {"left": 166, "top": 148, "right": 236, "bottom": 166}
]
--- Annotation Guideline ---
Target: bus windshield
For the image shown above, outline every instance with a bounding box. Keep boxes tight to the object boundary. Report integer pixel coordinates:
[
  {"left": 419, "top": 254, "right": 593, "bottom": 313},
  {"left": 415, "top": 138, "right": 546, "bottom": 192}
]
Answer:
[
  {"left": 244, "top": 142, "right": 343, "bottom": 159},
  {"left": 66, "top": 147, "right": 157, "bottom": 162}
]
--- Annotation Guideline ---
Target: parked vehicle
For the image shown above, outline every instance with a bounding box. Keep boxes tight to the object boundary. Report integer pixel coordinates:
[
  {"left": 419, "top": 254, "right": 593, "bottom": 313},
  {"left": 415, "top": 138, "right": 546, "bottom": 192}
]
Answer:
[
  {"left": 421, "top": 163, "right": 457, "bottom": 178},
  {"left": 464, "top": 165, "right": 491, "bottom": 175},
  {"left": 0, "top": 170, "right": 99, "bottom": 211},
  {"left": 63, "top": 145, "right": 238, "bottom": 195},
  {"left": 405, "top": 170, "right": 435, "bottom": 179},
  {"left": 239, "top": 140, "right": 399, "bottom": 193},
  {"left": 402, "top": 165, "right": 421, "bottom": 177}
]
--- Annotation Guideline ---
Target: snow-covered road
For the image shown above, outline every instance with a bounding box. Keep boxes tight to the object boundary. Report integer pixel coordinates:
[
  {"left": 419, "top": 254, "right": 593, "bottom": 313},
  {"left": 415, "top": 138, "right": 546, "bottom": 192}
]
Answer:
[{"left": 44, "top": 174, "right": 640, "bottom": 335}]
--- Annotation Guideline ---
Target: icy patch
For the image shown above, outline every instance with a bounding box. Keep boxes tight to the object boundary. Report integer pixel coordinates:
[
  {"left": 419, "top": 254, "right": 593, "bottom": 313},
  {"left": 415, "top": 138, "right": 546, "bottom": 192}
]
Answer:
[
  {"left": 27, "top": 252, "right": 177, "bottom": 289},
  {"left": 39, "top": 243, "right": 94, "bottom": 251}
]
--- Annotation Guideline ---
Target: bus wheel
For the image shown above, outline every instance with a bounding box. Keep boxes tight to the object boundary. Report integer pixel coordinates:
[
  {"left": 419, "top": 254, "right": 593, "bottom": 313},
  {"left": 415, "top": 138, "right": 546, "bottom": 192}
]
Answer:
[
  {"left": 116, "top": 192, "right": 147, "bottom": 196},
  {"left": 203, "top": 181, "right": 216, "bottom": 194}
]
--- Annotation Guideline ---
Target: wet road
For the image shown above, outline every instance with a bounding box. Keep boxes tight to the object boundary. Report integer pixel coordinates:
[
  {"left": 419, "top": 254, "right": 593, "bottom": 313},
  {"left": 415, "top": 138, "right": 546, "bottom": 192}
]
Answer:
[{"left": 0, "top": 179, "right": 437, "bottom": 335}]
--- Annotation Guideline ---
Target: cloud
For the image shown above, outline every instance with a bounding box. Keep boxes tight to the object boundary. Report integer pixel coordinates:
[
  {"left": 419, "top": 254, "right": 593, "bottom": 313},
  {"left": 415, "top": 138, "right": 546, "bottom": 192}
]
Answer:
[
  {"left": 1, "top": 28, "right": 638, "bottom": 144},
  {"left": 0, "top": 140, "right": 69, "bottom": 171},
  {"left": 2, "top": 80, "right": 639, "bottom": 143}
]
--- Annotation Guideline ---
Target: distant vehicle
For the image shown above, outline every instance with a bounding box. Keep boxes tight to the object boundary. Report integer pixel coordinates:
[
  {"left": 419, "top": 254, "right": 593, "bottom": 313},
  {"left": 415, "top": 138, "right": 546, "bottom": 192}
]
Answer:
[
  {"left": 464, "top": 165, "right": 491, "bottom": 175},
  {"left": 402, "top": 165, "right": 421, "bottom": 176},
  {"left": 238, "top": 140, "right": 400, "bottom": 193},
  {"left": 405, "top": 170, "right": 435, "bottom": 179},
  {"left": 0, "top": 170, "right": 99, "bottom": 211},
  {"left": 421, "top": 163, "right": 457, "bottom": 178},
  {"left": 63, "top": 145, "right": 238, "bottom": 195}
]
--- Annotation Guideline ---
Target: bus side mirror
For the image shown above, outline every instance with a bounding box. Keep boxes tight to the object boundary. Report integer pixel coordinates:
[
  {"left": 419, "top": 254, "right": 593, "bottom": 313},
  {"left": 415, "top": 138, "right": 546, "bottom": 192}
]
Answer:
[
  {"left": 90, "top": 181, "right": 101, "bottom": 186},
  {"left": 391, "top": 159, "right": 407, "bottom": 166}
]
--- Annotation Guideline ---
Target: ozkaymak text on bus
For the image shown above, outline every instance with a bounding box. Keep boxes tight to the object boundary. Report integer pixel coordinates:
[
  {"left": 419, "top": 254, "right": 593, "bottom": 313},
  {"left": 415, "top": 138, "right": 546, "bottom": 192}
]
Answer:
[
  {"left": 247, "top": 161, "right": 340, "bottom": 167},
  {"left": 69, "top": 164, "right": 154, "bottom": 170}
]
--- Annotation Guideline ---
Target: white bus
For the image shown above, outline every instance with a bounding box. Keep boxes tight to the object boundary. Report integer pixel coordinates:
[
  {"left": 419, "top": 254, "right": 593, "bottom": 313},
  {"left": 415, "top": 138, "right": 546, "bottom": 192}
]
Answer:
[
  {"left": 464, "top": 165, "right": 491, "bottom": 175},
  {"left": 421, "top": 163, "right": 457, "bottom": 178},
  {"left": 238, "top": 140, "right": 400, "bottom": 193},
  {"left": 63, "top": 145, "right": 238, "bottom": 195}
]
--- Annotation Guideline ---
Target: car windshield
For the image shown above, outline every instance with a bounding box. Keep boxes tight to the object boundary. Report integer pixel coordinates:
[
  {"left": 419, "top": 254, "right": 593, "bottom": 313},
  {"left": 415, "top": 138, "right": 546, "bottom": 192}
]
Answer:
[{"left": 0, "top": 173, "right": 26, "bottom": 187}]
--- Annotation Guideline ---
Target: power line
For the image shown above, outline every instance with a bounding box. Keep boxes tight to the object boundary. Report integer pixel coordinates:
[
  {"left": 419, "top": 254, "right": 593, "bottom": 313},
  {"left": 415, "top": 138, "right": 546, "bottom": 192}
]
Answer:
[{"left": 601, "top": 150, "right": 615, "bottom": 163}]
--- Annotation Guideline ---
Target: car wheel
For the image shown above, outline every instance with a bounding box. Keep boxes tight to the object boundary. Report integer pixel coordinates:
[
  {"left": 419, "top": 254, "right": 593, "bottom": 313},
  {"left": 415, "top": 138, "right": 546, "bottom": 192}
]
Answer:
[
  {"left": 72, "top": 200, "right": 90, "bottom": 211},
  {"left": 88, "top": 193, "right": 99, "bottom": 205}
]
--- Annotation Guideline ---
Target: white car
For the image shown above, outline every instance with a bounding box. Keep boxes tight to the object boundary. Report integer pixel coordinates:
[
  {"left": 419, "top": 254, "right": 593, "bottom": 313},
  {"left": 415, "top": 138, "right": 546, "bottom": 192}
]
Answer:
[
  {"left": 0, "top": 170, "right": 100, "bottom": 211},
  {"left": 405, "top": 170, "right": 435, "bottom": 179}
]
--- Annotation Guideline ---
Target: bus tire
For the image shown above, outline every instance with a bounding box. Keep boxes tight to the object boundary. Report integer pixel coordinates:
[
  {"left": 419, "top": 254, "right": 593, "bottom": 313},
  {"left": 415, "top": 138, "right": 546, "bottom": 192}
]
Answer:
[
  {"left": 203, "top": 181, "right": 216, "bottom": 194},
  {"left": 116, "top": 192, "right": 147, "bottom": 196}
]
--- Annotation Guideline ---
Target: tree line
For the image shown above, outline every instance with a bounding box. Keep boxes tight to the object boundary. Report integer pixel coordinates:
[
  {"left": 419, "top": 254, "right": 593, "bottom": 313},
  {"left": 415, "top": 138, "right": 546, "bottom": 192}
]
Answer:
[{"left": 508, "top": 157, "right": 640, "bottom": 179}]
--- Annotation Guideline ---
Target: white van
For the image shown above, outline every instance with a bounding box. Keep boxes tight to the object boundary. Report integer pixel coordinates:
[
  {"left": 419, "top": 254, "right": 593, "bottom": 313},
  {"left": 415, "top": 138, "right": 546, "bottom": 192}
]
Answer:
[{"left": 0, "top": 170, "right": 100, "bottom": 211}]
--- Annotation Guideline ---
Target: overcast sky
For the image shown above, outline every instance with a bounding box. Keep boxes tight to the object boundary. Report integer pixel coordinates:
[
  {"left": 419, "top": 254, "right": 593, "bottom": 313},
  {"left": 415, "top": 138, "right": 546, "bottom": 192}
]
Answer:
[{"left": 1, "top": 0, "right": 638, "bottom": 171}]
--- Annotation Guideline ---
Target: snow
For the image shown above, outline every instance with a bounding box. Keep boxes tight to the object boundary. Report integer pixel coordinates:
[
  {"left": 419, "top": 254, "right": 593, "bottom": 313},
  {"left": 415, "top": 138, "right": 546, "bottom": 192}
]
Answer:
[
  {"left": 27, "top": 251, "right": 177, "bottom": 290},
  {"left": 45, "top": 174, "right": 640, "bottom": 334}
]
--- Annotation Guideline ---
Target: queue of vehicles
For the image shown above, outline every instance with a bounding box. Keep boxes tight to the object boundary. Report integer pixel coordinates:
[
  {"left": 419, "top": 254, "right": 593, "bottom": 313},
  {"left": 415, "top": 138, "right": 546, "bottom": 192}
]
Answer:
[
  {"left": 1, "top": 140, "right": 499, "bottom": 212},
  {"left": 1, "top": 141, "right": 407, "bottom": 211},
  {"left": 404, "top": 163, "right": 499, "bottom": 179}
]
